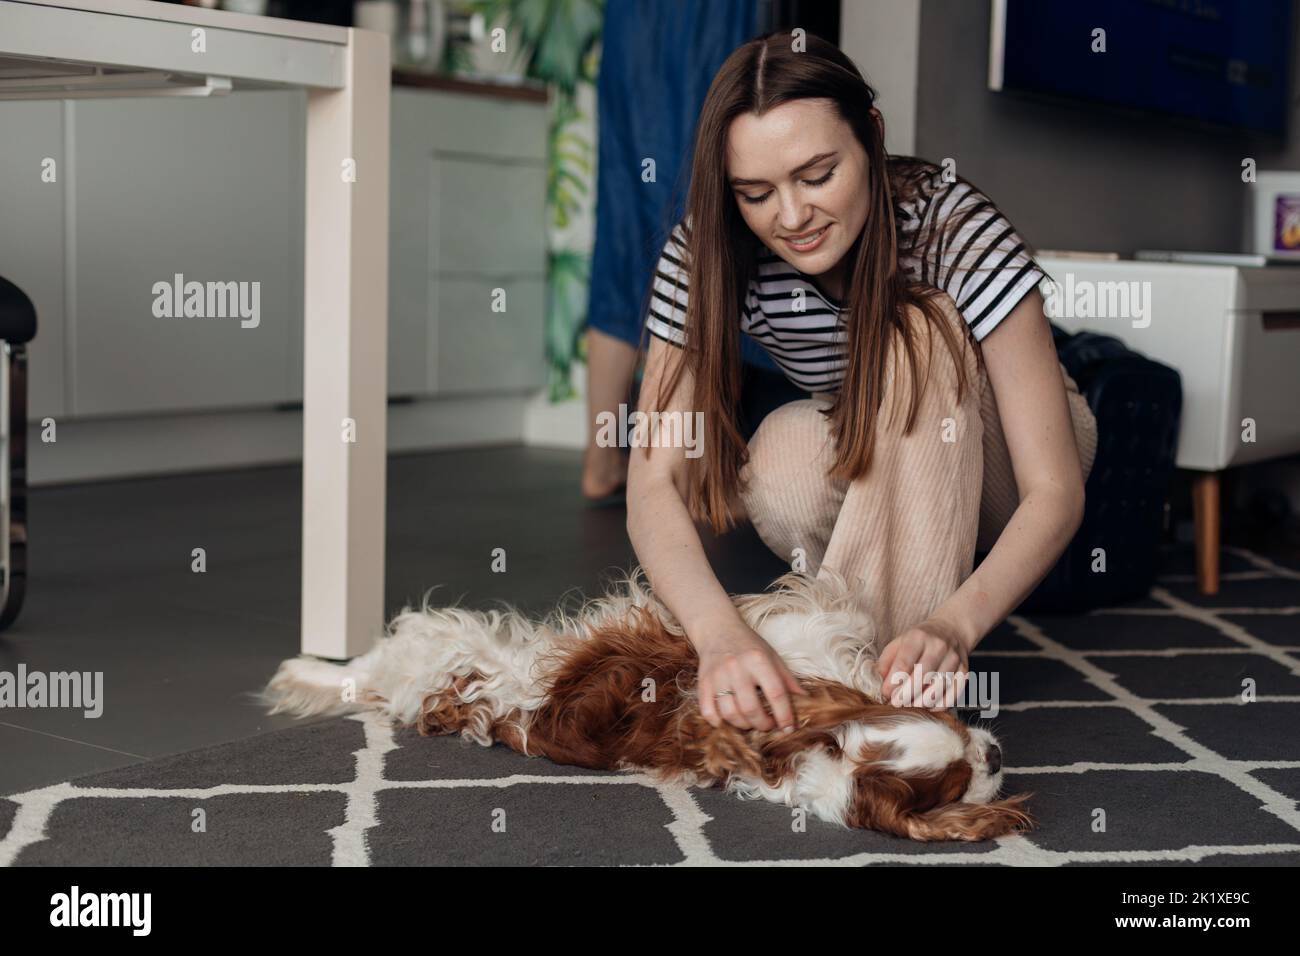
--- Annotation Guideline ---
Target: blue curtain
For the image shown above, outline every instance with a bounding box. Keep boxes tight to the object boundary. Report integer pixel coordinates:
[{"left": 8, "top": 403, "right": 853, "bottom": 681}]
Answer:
[{"left": 585, "top": 0, "right": 776, "bottom": 369}]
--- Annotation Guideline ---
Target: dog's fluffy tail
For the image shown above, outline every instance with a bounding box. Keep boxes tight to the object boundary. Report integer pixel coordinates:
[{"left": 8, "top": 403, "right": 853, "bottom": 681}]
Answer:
[
  {"left": 260, "top": 654, "right": 374, "bottom": 719},
  {"left": 260, "top": 571, "right": 660, "bottom": 728}
]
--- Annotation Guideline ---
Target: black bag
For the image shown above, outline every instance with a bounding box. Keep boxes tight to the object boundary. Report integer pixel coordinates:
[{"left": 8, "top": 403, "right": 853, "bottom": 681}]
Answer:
[{"left": 1007, "top": 325, "right": 1183, "bottom": 613}]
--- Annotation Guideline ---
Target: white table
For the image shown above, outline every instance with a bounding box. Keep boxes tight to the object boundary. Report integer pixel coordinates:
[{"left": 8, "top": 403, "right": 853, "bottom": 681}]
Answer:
[{"left": 0, "top": 0, "right": 390, "bottom": 658}]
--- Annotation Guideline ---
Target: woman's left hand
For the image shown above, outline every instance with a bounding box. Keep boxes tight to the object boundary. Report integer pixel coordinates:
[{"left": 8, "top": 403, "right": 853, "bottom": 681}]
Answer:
[{"left": 875, "top": 620, "right": 970, "bottom": 710}]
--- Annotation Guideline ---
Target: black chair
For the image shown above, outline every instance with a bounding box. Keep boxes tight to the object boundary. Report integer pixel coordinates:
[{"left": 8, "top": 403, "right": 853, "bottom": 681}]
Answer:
[
  {"left": 0, "top": 276, "right": 35, "bottom": 630},
  {"left": 1012, "top": 325, "right": 1184, "bottom": 613}
]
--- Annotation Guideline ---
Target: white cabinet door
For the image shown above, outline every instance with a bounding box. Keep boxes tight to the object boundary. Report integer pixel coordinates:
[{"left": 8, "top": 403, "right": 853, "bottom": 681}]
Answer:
[
  {"left": 433, "top": 276, "right": 547, "bottom": 394},
  {"left": 391, "top": 88, "right": 547, "bottom": 397},
  {"left": 388, "top": 91, "right": 433, "bottom": 398},
  {"left": 430, "top": 153, "right": 546, "bottom": 393},
  {"left": 0, "top": 101, "right": 67, "bottom": 422},
  {"left": 69, "top": 90, "right": 306, "bottom": 417}
]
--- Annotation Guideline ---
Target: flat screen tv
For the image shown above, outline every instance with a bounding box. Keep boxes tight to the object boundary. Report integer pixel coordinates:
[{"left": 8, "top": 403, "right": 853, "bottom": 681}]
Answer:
[{"left": 989, "top": 0, "right": 1293, "bottom": 136}]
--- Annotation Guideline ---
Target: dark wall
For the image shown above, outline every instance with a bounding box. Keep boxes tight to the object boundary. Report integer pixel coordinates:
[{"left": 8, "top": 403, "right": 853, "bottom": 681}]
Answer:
[
  {"left": 759, "top": 0, "right": 840, "bottom": 44},
  {"left": 914, "top": 0, "right": 1300, "bottom": 256}
]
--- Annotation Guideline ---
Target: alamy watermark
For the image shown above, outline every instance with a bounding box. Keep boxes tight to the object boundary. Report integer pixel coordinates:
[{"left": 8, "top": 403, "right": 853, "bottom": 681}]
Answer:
[
  {"left": 885, "top": 665, "right": 1001, "bottom": 718},
  {"left": 151, "top": 273, "right": 260, "bottom": 328},
  {"left": 1042, "top": 273, "right": 1151, "bottom": 328},
  {"left": 50, "top": 886, "right": 150, "bottom": 935},
  {"left": 594, "top": 403, "right": 705, "bottom": 458},
  {"left": 1, "top": 665, "right": 103, "bottom": 718}
]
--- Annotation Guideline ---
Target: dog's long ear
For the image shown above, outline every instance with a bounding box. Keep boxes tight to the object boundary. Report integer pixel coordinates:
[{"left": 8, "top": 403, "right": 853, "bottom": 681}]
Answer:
[
  {"left": 851, "top": 774, "right": 1034, "bottom": 841},
  {"left": 695, "top": 679, "right": 908, "bottom": 783},
  {"left": 900, "top": 793, "right": 1036, "bottom": 842},
  {"left": 848, "top": 762, "right": 1036, "bottom": 841}
]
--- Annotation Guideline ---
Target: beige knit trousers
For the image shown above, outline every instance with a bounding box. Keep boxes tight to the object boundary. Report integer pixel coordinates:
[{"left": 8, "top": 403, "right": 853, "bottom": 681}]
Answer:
[{"left": 735, "top": 304, "right": 1098, "bottom": 642}]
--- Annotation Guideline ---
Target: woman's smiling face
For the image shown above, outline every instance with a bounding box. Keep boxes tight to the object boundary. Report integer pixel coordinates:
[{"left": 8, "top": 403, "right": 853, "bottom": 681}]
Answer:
[{"left": 726, "top": 98, "right": 876, "bottom": 296}]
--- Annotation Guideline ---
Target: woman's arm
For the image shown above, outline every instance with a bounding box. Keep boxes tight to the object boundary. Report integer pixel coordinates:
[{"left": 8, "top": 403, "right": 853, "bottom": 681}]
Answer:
[
  {"left": 912, "top": 288, "right": 1086, "bottom": 660},
  {"left": 627, "top": 336, "right": 806, "bottom": 731},
  {"left": 625, "top": 337, "right": 739, "bottom": 637}
]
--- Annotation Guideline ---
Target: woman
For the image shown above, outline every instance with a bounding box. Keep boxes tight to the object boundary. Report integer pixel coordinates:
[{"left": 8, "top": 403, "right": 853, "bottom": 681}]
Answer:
[{"left": 626, "top": 32, "right": 1097, "bottom": 734}]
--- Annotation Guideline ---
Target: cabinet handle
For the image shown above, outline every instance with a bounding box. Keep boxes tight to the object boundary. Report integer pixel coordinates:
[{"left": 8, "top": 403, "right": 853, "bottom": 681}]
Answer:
[{"left": 1262, "top": 311, "right": 1300, "bottom": 331}]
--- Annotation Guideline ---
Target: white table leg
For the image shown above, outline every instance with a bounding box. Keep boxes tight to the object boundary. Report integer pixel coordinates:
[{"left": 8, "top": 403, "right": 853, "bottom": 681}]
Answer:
[{"left": 301, "top": 28, "right": 390, "bottom": 658}]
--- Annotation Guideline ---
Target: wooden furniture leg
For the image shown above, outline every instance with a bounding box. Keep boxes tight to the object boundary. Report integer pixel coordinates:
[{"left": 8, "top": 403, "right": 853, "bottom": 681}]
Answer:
[{"left": 1192, "top": 471, "right": 1220, "bottom": 595}]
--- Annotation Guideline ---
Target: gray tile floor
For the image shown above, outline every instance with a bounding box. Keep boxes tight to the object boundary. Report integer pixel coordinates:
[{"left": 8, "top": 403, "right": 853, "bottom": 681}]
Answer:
[{"left": 0, "top": 446, "right": 788, "bottom": 794}]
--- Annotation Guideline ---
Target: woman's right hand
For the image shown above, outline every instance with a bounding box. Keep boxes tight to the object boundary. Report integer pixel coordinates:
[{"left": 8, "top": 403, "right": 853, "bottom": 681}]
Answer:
[{"left": 695, "top": 625, "right": 808, "bottom": 734}]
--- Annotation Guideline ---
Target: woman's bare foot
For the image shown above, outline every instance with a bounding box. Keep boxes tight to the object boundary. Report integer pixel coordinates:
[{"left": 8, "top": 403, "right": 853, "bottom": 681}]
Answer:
[{"left": 582, "top": 444, "right": 628, "bottom": 500}]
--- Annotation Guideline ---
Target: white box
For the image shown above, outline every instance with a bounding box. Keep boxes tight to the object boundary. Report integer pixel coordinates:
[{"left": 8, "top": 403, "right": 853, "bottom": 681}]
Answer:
[{"left": 1245, "top": 171, "right": 1300, "bottom": 260}]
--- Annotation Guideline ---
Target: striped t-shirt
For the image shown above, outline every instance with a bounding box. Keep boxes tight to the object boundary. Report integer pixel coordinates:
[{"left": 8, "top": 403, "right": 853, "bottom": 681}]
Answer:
[{"left": 644, "top": 168, "right": 1045, "bottom": 393}]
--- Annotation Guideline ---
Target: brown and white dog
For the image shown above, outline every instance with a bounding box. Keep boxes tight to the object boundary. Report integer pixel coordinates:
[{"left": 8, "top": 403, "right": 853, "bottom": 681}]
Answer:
[{"left": 263, "top": 570, "right": 1033, "bottom": 841}]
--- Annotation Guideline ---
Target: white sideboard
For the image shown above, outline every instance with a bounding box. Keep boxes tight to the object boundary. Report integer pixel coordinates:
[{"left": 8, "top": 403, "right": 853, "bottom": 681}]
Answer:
[{"left": 1038, "top": 256, "right": 1300, "bottom": 592}]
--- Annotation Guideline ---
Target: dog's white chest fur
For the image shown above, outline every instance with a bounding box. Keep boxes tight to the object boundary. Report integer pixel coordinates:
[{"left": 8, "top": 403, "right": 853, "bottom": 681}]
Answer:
[{"left": 739, "top": 582, "right": 884, "bottom": 699}]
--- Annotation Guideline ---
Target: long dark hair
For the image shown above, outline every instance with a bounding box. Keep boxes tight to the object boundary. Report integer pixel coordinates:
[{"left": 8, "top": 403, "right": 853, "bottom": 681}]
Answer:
[{"left": 649, "top": 31, "right": 1012, "bottom": 534}]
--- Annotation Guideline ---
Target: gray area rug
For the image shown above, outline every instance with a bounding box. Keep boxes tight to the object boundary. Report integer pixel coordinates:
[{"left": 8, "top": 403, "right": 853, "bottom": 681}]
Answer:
[{"left": 3, "top": 545, "right": 1300, "bottom": 866}]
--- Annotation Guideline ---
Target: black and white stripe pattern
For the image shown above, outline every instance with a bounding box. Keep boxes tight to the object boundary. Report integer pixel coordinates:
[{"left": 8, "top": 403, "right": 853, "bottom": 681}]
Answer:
[{"left": 645, "top": 170, "right": 1045, "bottom": 393}]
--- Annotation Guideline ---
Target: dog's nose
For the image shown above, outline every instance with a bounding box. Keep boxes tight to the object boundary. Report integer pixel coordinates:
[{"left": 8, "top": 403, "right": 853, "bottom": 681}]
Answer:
[{"left": 986, "top": 744, "right": 1002, "bottom": 774}]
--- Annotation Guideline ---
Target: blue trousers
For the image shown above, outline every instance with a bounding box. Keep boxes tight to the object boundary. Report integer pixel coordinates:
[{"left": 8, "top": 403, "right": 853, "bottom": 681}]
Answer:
[{"left": 585, "top": 0, "right": 777, "bottom": 370}]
